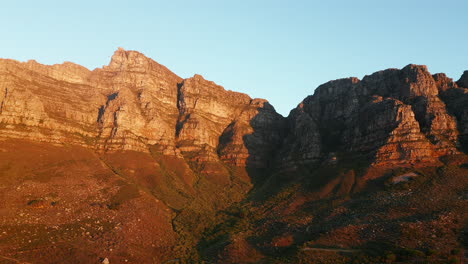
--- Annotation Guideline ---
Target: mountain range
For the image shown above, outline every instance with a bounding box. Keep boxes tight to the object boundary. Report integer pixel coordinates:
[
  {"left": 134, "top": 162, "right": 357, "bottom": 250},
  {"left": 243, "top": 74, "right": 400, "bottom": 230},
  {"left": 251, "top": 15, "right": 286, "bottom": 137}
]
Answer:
[{"left": 0, "top": 49, "right": 466, "bottom": 263}]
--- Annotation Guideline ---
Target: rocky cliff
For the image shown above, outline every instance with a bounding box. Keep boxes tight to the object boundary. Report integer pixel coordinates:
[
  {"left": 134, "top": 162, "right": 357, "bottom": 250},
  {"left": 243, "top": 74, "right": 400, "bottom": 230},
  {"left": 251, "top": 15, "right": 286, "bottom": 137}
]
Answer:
[
  {"left": 0, "top": 50, "right": 466, "bottom": 263},
  {"left": 2, "top": 50, "right": 465, "bottom": 176},
  {"left": 0, "top": 49, "right": 287, "bottom": 263},
  {"left": 198, "top": 65, "right": 468, "bottom": 264},
  {"left": 0, "top": 48, "right": 285, "bottom": 175},
  {"left": 281, "top": 64, "right": 466, "bottom": 170}
]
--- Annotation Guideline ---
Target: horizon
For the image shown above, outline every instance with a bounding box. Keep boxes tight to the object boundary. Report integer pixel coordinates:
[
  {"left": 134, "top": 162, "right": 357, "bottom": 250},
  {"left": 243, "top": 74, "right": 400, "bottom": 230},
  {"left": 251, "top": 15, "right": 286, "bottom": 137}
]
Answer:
[{"left": 1, "top": 0, "right": 467, "bottom": 115}]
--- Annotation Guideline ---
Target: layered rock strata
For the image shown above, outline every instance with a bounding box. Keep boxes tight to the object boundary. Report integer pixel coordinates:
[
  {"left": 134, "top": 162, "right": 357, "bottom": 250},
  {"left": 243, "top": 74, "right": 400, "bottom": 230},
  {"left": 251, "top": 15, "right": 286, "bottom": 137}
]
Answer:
[
  {"left": 281, "top": 64, "right": 465, "bottom": 169},
  {"left": 0, "top": 48, "right": 285, "bottom": 176},
  {"left": 0, "top": 50, "right": 466, "bottom": 173}
]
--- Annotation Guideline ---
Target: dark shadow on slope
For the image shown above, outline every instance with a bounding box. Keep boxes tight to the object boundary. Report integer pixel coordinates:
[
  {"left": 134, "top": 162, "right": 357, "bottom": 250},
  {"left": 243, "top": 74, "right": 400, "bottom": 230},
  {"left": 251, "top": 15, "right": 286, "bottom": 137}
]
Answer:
[
  {"left": 237, "top": 165, "right": 465, "bottom": 262},
  {"left": 242, "top": 103, "right": 288, "bottom": 186},
  {"left": 439, "top": 87, "right": 468, "bottom": 153},
  {"left": 216, "top": 101, "right": 287, "bottom": 187}
]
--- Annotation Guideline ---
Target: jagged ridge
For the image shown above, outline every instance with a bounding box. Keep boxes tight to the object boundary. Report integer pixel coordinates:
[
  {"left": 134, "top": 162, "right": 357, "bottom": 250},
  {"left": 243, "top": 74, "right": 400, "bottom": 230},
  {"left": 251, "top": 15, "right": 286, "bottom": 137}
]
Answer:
[{"left": 280, "top": 64, "right": 467, "bottom": 170}]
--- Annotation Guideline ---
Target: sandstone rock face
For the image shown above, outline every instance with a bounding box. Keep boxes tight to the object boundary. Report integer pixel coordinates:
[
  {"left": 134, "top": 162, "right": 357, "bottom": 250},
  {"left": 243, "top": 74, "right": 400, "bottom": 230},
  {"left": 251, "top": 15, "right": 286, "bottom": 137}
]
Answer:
[
  {"left": 90, "top": 48, "right": 183, "bottom": 153},
  {"left": 0, "top": 58, "right": 102, "bottom": 146},
  {"left": 217, "top": 98, "right": 286, "bottom": 168},
  {"left": 0, "top": 48, "right": 184, "bottom": 153},
  {"left": 1, "top": 52, "right": 466, "bottom": 171},
  {"left": 175, "top": 74, "right": 285, "bottom": 184},
  {"left": 176, "top": 74, "right": 251, "bottom": 162},
  {"left": 176, "top": 74, "right": 285, "bottom": 167},
  {"left": 344, "top": 97, "right": 437, "bottom": 166},
  {"left": 281, "top": 64, "right": 464, "bottom": 169},
  {"left": 438, "top": 72, "right": 468, "bottom": 152},
  {"left": 1, "top": 50, "right": 466, "bottom": 174},
  {"left": 0, "top": 48, "right": 286, "bottom": 180},
  {"left": 0, "top": 49, "right": 288, "bottom": 262}
]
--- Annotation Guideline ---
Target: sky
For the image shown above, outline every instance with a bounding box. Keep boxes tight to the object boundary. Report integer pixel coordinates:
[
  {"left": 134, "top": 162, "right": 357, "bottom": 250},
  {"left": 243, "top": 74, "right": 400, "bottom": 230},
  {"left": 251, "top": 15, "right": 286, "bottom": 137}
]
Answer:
[{"left": 1, "top": 0, "right": 467, "bottom": 116}]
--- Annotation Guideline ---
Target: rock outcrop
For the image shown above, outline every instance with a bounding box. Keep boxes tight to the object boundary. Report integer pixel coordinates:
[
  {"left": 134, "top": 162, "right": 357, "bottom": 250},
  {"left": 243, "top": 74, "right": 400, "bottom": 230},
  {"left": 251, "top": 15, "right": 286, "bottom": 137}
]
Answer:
[
  {"left": 176, "top": 74, "right": 285, "bottom": 172},
  {"left": 281, "top": 64, "right": 464, "bottom": 169},
  {"left": 0, "top": 48, "right": 285, "bottom": 177},
  {"left": 439, "top": 71, "right": 468, "bottom": 152},
  {"left": 1, "top": 48, "right": 467, "bottom": 178},
  {"left": 1, "top": 51, "right": 466, "bottom": 172}
]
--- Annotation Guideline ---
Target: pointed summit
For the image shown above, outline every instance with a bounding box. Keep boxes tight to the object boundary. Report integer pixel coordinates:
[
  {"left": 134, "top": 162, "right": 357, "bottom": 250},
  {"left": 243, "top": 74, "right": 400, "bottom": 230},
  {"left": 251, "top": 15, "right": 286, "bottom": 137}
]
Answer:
[
  {"left": 107, "top": 47, "right": 146, "bottom": 70},
  {"left": 104, "top": 48, "right": 181, "bottom": 81},
  {"left": 457, "top": 70, "right": 468, "bottom": 88}
]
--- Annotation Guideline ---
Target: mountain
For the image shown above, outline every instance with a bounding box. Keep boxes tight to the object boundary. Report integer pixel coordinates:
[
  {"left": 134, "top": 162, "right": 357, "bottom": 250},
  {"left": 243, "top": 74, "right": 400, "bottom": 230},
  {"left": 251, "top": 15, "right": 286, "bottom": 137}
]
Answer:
[
  {"left": 0, "top": 49, "right": 466, "bottom": 263},
  {"left": 201, "top": 65, "right": 468, "bottom": 264}
]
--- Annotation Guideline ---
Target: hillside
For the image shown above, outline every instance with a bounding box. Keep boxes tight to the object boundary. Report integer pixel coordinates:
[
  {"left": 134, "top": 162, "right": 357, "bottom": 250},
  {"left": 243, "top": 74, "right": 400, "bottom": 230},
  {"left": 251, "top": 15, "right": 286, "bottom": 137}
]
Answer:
[{"left": 0, "top": 49, "right": 466, "bottom": 263}]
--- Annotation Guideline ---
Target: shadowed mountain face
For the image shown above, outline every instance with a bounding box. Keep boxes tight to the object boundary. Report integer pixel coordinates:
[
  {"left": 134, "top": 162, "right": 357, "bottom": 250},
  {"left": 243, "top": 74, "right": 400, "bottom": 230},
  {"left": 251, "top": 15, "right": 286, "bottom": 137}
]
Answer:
[
  {"left": 280, "top": 65, "right": 464, "bottom": 171},
  {"left": 0, "top": 49, "right": 466, "bottom": 263}
]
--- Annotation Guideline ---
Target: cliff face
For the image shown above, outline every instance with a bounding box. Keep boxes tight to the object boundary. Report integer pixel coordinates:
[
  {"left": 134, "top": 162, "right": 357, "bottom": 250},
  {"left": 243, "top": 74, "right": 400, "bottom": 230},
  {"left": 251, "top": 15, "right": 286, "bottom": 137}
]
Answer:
[
  {"left": 202, "top": 65, "right": 468, "bottom": 264},
  {"left": 281, "top": 64, "right": 466, "bottom": 170},
  {"left": 175, "top": 74, "right": 285, "bottom": 184},
  {"left": 0, "top": 50, "right": 466, "bottom": 263},
  {"left": 0, "top": 49, "right": 180, "bottom": 153},
  {"left": 0, "top": 49, "right": 288, "bottom": 263},
  {"left": 0, "top": 48, "right": 285, "bottom": 172},
  {"left": 440, "top": 71, "right": 468, "bottom": 152},
  {"left": 2, "top": 51, "right": 464, "bottom": 173}
]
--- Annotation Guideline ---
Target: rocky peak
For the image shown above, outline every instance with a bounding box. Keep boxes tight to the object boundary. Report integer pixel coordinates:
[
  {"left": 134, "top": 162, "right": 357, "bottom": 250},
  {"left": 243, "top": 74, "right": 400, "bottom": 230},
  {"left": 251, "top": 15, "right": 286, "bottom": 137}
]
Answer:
[
  {"left": 457, "top": 70, "right": 468, "bottom": 88},
  {"left": 400, "top": 64, "right": 438, "bottom": 97},
  {"left": 249, "top": 98, "right": 273, "bottom": 109},
  {"left": 104, "top": 48, "right": 179, "bottom": 81},
  {"left": 360, "top": 64, "right": 438, "bottom": 100},
  {"left": 314, "top": 77, "right": 360, "bottom": 99},
  {"left": 433, "top": 73, "right": 458, "bottom": 92},
  {"left": 106, "top": 47, "right": 150, "bottom": 71},
  {"left": 281, "top": 64, "right": 465, "bottom": 170},
  {"left": 0, "top": 50, "right": 466, "bottom": 176},
  {"left": 192, "top": 73, "right": 205, "bottom": 81}
]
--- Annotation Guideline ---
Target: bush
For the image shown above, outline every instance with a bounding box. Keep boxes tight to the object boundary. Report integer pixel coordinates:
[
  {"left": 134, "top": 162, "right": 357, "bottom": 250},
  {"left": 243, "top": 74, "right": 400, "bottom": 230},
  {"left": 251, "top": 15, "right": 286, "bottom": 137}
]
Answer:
[{"left": 426, "top": 248, "right": 437, "bottom": 256}]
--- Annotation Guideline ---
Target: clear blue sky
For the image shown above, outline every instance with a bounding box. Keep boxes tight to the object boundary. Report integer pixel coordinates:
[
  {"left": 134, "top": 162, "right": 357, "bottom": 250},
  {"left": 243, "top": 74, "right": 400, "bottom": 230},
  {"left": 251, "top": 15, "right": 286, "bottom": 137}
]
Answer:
[{"left": 1, "top": 0, "right": 467, "bottom": 116}]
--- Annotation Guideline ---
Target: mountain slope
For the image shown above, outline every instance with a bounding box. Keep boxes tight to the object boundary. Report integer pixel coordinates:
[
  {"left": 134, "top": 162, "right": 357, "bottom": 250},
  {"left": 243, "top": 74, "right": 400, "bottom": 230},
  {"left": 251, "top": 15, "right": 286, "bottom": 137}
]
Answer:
[
  {"left": 0, "top": 49, "right": 285, "bottom": 263},
  {"left": 0, "top": 50, "right": 466, "bottom": 263},
  {"left": 200, "top": 65, "right": 468, "bottom": 264}
]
